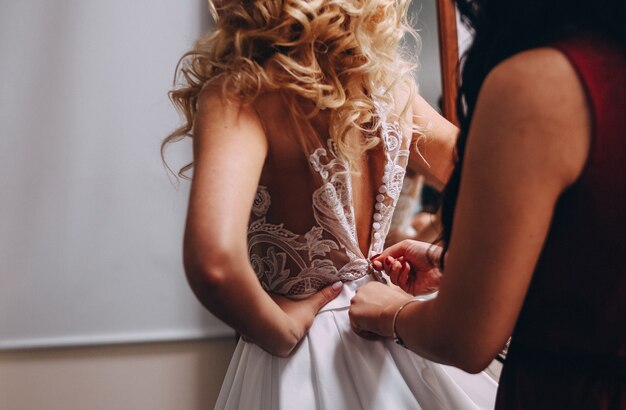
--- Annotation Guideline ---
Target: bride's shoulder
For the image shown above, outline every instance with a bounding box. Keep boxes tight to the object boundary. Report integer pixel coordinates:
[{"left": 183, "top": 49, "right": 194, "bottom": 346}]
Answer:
[
  {"left": 196, "top": 86, "right": 249, "bottom": 118},
  {"left": 194, "top": 87, "right": 267, "bottom": 144},
  {"left": 195, "top": 81, "right": 283, "bottom": 112},
  {"left": 251, "top": 91, "right": 290, "bottom": 119}
]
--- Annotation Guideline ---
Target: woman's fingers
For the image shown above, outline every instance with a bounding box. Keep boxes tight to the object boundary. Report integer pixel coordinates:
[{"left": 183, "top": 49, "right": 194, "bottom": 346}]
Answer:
[
  {"left": 384, "top": 256, "right": 398, "bottom": 283},
  {"left": 380, "top": 256, "right": 412, "bottom": 290},
  {"left": 398, "top": 262, "right": 411, "bottom": 288},
  {"left": 392, "top": 260, "right": 403, "bottom": 280},
  {"left": 270, "top": 281, "right": 343, "bottom": 335},
  {"left": 372, "top": 240, "right": 414, "bottom": 262},
  {"left": 372, "top": 240, "right": 438, "bottom": 271},
  {"left": 305, "top": 281, "right": 344, "bottom": 314}
]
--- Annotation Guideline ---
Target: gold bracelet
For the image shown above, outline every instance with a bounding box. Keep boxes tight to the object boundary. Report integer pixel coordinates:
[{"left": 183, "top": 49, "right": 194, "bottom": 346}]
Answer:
[{"left": 392, "top": 292, "right": 438, "bottom": 348}]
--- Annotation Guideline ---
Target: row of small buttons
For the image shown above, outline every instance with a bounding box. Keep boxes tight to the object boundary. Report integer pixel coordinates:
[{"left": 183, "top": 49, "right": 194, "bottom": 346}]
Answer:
[{"left": 372, "top": 162, "right": 393, "bottom": 241}]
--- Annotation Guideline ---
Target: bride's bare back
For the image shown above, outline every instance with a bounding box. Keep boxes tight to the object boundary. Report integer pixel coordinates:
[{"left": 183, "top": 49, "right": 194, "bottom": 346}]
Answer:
[{"left": 249, "top": 92, "right": 411, "bottom": 298}]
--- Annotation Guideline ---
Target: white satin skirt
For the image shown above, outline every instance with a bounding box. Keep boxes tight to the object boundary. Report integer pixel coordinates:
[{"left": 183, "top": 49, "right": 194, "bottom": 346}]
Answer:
[{"left": 215, "top": 276, "right": 498, "bottom": 410}]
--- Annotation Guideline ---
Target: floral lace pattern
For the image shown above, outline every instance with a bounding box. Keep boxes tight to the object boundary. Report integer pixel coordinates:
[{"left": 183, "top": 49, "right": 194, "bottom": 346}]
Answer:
[{"left": 248, "top": 114, "right": 410, "bottom": 298}]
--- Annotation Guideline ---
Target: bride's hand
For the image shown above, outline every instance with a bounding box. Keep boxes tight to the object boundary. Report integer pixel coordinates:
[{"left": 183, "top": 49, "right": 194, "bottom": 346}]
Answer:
[{"left": 248, "top": 282, "right": 343, "bottom": 356}]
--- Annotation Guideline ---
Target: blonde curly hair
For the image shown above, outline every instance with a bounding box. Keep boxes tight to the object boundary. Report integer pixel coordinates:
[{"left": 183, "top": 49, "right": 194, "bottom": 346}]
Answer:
[{"left": 163, "top": 0, "right": 419, "bottom": 176}]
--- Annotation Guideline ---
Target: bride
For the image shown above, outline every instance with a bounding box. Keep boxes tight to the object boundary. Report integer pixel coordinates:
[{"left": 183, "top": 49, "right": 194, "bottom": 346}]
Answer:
[{"left": 163, "top": 0, "right": 496, "bottom": 408}]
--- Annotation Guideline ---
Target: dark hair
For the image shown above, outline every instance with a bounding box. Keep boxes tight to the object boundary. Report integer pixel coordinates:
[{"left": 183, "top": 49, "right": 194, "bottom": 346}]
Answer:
[{"left": 438, "top": 0, "right": 626, "bottom": 267}]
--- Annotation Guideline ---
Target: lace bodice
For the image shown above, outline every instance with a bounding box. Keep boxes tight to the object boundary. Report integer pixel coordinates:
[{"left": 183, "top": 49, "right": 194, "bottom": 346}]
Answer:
[{"left": 248, "top": 109, "right": 410, "bottom": 298}]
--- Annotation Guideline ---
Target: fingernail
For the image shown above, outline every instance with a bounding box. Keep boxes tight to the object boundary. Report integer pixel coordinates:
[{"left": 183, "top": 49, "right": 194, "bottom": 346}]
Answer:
[
  {"left": 369, "top": 253, "right": 382, "bottom": 261},
  {"left": 372, "top": 260, "right": 383, "bottom": 270},
  {"left": 397, "top": 256, "right": 405, "bottom": 263},
  {"left": 385, "top": 256, "right": 393, "bottom": 266},
  {"left": 332, "top": 281, "right": 344, "bottom": 291}
]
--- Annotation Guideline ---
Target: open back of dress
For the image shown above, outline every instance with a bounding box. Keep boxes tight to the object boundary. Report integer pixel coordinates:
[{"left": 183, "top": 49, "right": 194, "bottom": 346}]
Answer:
[{"left": 249, "top": 101, "right": 410, "bottom": 298}]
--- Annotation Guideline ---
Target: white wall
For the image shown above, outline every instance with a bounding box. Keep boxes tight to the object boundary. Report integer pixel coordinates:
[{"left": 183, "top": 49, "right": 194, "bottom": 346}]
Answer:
[{"left": 0, "top": 0, "right": 232, "bottom": 351}]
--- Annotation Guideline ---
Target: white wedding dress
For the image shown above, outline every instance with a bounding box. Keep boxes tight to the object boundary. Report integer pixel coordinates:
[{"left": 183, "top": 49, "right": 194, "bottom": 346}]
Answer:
[{"left": 215, "top": 105, "right": 497, "bottom": 409}]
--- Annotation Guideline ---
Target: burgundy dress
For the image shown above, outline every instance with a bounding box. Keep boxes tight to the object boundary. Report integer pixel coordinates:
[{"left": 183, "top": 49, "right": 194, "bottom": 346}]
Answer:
[{"left": 495, "top": 33, "right": 626, "bottom": 409}]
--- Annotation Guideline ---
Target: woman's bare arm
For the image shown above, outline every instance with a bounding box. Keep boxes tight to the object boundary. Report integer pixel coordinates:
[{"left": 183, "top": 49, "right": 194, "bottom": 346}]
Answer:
[
  {"left": 184, "top": 92, "right": 341, "bottom": 357},
  {"left": 351, "top": 48, "right": 590, "bottom": 372}
]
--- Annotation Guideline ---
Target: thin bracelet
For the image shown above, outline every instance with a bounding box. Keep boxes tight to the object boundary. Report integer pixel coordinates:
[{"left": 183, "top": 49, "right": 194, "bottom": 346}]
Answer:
[{"left": 392, "top": 292, "right": 439, "bottom": 348}]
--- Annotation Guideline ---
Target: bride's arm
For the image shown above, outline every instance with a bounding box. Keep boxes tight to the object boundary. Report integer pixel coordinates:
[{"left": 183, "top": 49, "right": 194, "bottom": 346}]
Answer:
[
  {"left": 183, "top": 92, "right": 340, "bottom": 357},
  {"left": 407, "top": 83, "right": 458, "bottom": 190}
]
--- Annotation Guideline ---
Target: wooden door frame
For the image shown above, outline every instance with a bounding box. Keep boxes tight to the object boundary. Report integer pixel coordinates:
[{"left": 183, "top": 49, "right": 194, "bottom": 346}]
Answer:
[{"left": 436, "top": 0, "right": 460, "bottom": 126}]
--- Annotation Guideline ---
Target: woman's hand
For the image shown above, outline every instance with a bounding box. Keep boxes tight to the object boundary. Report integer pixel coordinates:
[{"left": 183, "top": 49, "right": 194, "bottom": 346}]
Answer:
[
  {"left": 349, "top": 282, "right": 412, "bottom": 338},
  {"left": 271, "top": 281, "right": 343, "bottom": 338},
  {"left": 241, "top": 282, "right": 344, "bottom": 356},
  {"left": 372, "top": 240, "right": 442, "bottom": 295}
]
